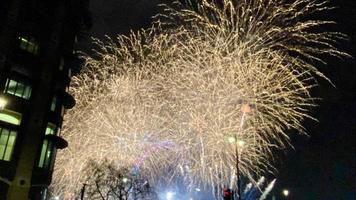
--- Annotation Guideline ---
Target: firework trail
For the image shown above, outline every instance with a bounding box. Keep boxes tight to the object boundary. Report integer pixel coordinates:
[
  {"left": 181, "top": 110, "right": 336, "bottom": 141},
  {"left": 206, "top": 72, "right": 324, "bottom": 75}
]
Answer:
[
  {"left": 52, "top": 0, "right": 348, "bottom": 196},
  {"left": 132, "top": 139, "right": 177, "bottom": 175}
]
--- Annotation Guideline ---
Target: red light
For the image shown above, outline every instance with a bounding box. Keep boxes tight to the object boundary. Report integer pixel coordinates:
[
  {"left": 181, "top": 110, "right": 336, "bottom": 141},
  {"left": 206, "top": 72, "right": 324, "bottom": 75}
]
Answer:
[{"left": 223, "top": 188, "right": 231, "bottom": 197}]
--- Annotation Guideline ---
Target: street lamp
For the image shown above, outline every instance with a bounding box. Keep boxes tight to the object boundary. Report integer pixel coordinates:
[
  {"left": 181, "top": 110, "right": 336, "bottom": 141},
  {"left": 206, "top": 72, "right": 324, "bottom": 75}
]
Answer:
[
  {"left": 233, "top": 104, "right": 251, "bottom": 200},
  {"left": 228, "top": 136, "right": 245, "bottom": 200},
  {"left": 235, "top": 138, "right": 244, "bottom": 200},
  {"left": 237, "top": 140, "right": 245, "bottom": 147},
  {"left": 228, "top": 136, "right": 236, "bottom": 143},
  {"left": 122, "top": 177, "right": 128, "bottom": 183},
  {"left": 282, "top": 189, "right": 289, "bottom": 198}
]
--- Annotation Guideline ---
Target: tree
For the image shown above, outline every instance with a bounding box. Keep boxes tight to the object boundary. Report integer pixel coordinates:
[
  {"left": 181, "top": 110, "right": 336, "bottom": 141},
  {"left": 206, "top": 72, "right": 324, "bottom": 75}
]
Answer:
[{"left": 82, "top": 160, "right": 157, "bottom": 200}]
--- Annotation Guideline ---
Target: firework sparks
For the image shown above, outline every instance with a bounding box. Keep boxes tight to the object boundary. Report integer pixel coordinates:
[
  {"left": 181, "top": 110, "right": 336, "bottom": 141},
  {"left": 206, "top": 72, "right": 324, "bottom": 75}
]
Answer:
[{"left": 52, "top": 0, "right": 347, "bottom": 196}]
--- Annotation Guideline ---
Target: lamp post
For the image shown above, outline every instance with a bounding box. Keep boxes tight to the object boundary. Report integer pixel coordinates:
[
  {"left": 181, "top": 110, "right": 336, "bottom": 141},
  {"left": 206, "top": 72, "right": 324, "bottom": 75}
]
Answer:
[
  {"left": 228, "top": 137, "right": 245, "bottom": 200},
  {"left": 282, "top": 189, "right": 289, "bottom": 198},
  {"left": 233, "top": 104, "right": 251, "bottom": 200},
  {"left": 80, "top": 183, "right": 87, "bottom": 200}
]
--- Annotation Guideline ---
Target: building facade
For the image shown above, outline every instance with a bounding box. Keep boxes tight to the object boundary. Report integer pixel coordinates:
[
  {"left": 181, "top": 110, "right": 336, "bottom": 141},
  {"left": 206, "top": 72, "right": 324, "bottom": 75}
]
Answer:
[{"left": 0, "top": 0, "right": 91, "bottom": 199}]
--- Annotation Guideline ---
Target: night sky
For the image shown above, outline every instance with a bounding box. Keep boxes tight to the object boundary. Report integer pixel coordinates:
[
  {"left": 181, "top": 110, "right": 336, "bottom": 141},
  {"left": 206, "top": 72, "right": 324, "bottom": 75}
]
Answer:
[
  {"left": 82, "top": 0, "right": 356, "bottom": 199},
  {"left": 273, "top": 0, "right": 356, "bottom": 199}
]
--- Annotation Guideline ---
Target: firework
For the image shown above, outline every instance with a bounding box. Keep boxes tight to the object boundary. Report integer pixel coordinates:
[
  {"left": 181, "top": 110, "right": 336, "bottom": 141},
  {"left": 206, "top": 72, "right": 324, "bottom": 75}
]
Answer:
[{"left": 52, "top": 0, "right": 347, "bottom": 196}]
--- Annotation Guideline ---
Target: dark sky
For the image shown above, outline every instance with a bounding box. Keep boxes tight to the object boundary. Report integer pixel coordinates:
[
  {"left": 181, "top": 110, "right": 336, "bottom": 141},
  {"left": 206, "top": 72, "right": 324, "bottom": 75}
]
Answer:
[
  {"left": 88, "top": 0, "right": 165, "bottom": 37},
  {"left": 273, "top": 0, "right": 356, "bottom": 199},
  {"left": 84, "top": 0, "right": 356, "bottom": 199}
]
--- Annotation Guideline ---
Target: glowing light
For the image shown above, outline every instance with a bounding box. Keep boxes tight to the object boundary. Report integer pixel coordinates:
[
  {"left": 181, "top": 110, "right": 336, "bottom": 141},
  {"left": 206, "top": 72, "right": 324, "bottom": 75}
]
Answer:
[
  {"left": 240, "top": 104, "right": 251, "bottom": 114},
  {"left": 283, "top": 189, "right": 290, "bottom": 197},
  {"left": 122, "top": 177, "right": 128, "bottom": 183},
  {"left": 228, "top": 137, "right": 235, "bottom": 144},
  {"left": 228, "top": 137, "right": 245, "bottom": 147},
  {"left": 167, "top": 191, "right": 174, "bottom": 200},
  {"left": 52, "top": 0, "right": 348, "bottom": 196},
  {"left": 0, "top": 97, "right": 7, "bottom": 109},
  {"left": 237, "top": 140, "right": 245, "bottom": 147}
]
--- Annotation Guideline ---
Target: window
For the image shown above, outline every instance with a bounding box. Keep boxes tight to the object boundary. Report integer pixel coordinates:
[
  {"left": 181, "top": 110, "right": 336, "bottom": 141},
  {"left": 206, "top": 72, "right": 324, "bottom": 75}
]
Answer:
[
  {"left": 4, "top": 79, "right": 32, "bottom": 99},
  {"left": 45, "top": 123, "right": 57, "bottom": 135},
  {"left": 50, "top": 96, "right": 57, "bottom": 112},
  {"left": 0, "top": 109, "right": 22, "bottom": 125},
  {"left": 38, "top": 123, "right": 57, "bottom": 168},
  {"left": 38, "top": 139, "right": 53, "bottom": 168},
  {"left": 0, "top": 128, "right": 17, "bottom": 161},
  {"left": 18, "top": 36, "right": 39, "bottom": 55},
  {"left": 40, "top": 188, "right": 48, "bottom": 200}
]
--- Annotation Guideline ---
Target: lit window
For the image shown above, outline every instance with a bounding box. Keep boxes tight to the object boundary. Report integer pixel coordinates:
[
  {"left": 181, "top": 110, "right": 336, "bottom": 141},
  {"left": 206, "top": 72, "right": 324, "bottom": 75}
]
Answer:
[
  {"left": 45, "top": 123, "right": 57, "bottom": 135},
  {"left": 4, "top": 79, "right": 32, "bottom": 99},
  {"left": 38, "top": 123, "right": 57, "bottom": 168},
  {"left": 0, "top": 109, "right": 22, "bottom": 125},
  {"left": 38, "top": 140, "right": 53, "bottom": 168},
  {"left": 40, "top": 188, "right": 48, "bottom": 200},
  {"left": 50, "top": 96, "right": 57, "bottom": 112},
  {"left": 18, "top": 36, "right": 39, "bottom": 55},
  {"left": 0, "top": 128, "right": 17, "bottom": 161}
]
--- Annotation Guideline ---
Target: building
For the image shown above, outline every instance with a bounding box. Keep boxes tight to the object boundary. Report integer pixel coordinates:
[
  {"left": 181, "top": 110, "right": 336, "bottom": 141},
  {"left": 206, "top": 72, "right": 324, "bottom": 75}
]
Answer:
[{"left": 0, "top": 0, "right": 91, "bottom": 199}]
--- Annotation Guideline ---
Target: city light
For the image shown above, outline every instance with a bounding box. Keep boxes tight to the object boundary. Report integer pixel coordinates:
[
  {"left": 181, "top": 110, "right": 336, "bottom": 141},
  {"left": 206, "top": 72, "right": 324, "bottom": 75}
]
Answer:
[
  {"left": 237, "top": 140, "right": 245, "bottom": 147},
  {"left": 0, "top": 97, "right": 7, "bottom": 109},
  {"left": 282, "top": 189, "right": 290, "bottom": 197},
  {"left": 228, "top": 137, "right": 236, "bottom": 144},
  {"left": 166, "top": 191, "right": 174, "bottom": 200},
  {"left": 228, "top": 137, "right": 245, "bottom": 147}
]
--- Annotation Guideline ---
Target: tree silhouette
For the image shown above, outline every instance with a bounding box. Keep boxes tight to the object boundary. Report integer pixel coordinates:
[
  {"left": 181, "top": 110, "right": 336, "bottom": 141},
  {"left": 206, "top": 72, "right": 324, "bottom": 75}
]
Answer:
[{"left": 82, "top": 160, "right": 157, "bottom": 200}]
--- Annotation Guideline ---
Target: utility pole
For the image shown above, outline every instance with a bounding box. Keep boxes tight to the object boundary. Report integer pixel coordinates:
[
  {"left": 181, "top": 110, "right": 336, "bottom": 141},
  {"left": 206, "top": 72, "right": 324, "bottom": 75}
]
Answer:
[
  {"left": 235, "top": 140, "right": 241, "bottom": 200},
  {"left": 81, "top": 183, "right": 87, "bottom": 200},
  {"left": 235, "top": 104, "right": 251, "bottom": 200}
]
